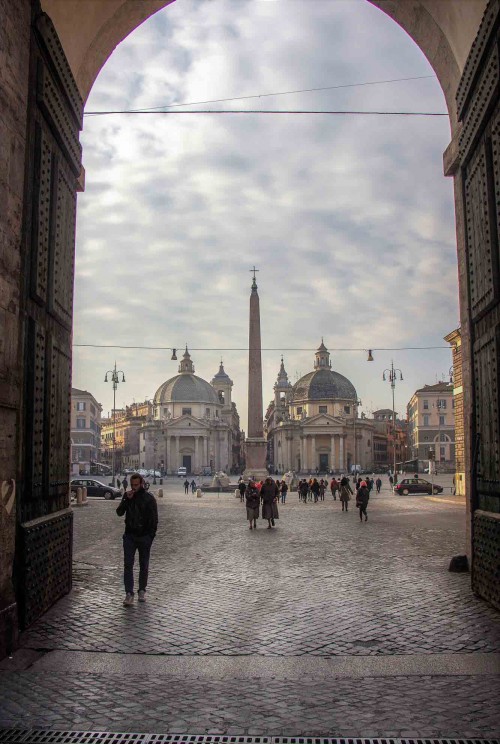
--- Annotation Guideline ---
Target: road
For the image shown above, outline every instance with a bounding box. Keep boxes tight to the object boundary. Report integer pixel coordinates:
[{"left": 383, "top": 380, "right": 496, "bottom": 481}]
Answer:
[{"left": 0, "top": 479, "right": 498, "bottom": 737}]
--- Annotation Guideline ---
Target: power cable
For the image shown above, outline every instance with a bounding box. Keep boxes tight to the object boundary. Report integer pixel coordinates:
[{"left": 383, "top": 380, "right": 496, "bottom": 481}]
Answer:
[
  {"left": 73, "top": 344, "right": 450, "bottom": 351},
  {"left": 84, "top": 74, "right": 435, "bottom": 115},
  {"left": 83, "top": 109, "right": 447, "bottom": 117}
]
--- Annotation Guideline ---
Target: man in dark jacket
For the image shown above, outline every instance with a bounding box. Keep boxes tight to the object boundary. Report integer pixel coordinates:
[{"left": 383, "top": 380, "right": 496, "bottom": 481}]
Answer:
[{"left": 116, "top": 473, "right": 158, "bottom": 606}]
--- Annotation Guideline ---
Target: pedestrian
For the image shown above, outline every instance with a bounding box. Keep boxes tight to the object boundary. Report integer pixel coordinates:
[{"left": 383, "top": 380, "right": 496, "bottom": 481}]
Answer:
[
  {"left": 122, "top": 476, "right": 128, "bottom": 492},
  {"left": 184, "top": 478, "right": 189, "bottom": 494},
  {"left": 356, "top": 480, "right": 370, "bottom": 522},
  {"left": 116, "top": 473, "right": 158, "bottom": 606},
  {"left": 261, "top": 476, "right": 279, "bottom": 528},
  {"left": 238, "top": 479, "right": 246, "bottom": 502},
  {"left": 375, "top": 477, "right": 382, "bottom": 493},
  {"left": 389, "top": 474, "right": 394, "bottom": 487},
  {"left": 280, "top": 479, "right": 288, "bottom": 504},
  {"left": 190, "top": 479, "right": 196, "bottom": 493},
  {"left": 117, "top": 477, "right": 121, "bottom": 490},
  {"left": 367, "top": 477, "right": 374, "bottom": 494},
  {"left": 339, "top": 476, "right": 352, "bottom": 512},
  {"left": 299, "top": 479, "right": 309, "bottom": 503},
  {"left": 330, "top": 476, "right": 339, "bottom": 500},
  {"left": 311, "top": 478, "right": 320, "bottom": 502},
  {"left": 319, "top": 479, "right": 326, "bottom": 501},
  {"left": 245, "top": 480, "right": 260, "bottom": 529},
  {"left": 308, "top": 478, "right": 314, "bottom": 501}
]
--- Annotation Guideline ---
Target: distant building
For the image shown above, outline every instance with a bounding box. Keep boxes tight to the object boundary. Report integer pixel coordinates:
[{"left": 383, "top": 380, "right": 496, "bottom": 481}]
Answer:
[
  {"left": 265, "top": 342, "right": 375, "bottom": 473},
  {"left": 407, "top": 382, "right": 455, "bottom": 471},
  {"left": 70, "top": 388, "right": 102, "bottom": 475},
  {"left": 445, "top": 327, "right": 464, "bottom": 494},
  {"left": 142, "top": 348, "right": 243, "bottom": 475},
  {"left": 371, "top": 409, "right": 407, "bottom": 472}
]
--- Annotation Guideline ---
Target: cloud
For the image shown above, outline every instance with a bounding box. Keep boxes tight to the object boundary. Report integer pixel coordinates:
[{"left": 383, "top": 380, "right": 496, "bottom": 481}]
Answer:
[{"left": 73, "top": 0, "right": 456, "bottom": 429}]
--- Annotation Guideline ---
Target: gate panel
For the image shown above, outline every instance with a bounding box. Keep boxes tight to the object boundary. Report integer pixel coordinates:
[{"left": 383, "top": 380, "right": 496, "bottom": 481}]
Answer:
[
  {"left": 458, "top": 0, "right": 500, "bottom": 607},
  {"left": 16, "top": 7, "right": 82, "bottom": 628}
]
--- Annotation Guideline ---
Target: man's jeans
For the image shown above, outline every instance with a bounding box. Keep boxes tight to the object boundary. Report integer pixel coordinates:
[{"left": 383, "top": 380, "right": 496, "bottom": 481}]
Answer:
[{"left": 123, "top": 533, "right": 153, "bottom": 594}]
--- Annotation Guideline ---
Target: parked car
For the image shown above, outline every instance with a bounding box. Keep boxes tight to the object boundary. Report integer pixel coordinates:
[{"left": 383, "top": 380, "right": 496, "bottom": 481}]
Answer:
[
  {"left": 177, "top": 466, "right": 187, "bottom": 477},
  {"left": 70, "top": 478, "right": 121, "bottom": 500},
  {"left": 393, "top": 478, "right": 443, "bottom": 495}
]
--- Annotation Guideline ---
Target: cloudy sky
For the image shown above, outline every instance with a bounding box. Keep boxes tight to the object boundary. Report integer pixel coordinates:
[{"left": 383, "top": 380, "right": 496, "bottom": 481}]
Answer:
[{"left": 73, "top": 0, "right": 458, "bottom": 427}]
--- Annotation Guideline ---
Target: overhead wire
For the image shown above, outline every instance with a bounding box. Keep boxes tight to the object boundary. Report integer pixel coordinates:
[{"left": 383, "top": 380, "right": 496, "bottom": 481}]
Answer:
[
  {"left": 73, "top": 344, "right": 450, "bottom": 351},
  {"left": 84, "top": 74, "right": 446, "bottom": 117}
]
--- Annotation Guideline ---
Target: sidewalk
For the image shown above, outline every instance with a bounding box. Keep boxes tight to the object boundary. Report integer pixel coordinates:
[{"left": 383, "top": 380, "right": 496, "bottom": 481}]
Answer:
[{"left": 0, "top": 484, "right": 499, "bottom": 737}]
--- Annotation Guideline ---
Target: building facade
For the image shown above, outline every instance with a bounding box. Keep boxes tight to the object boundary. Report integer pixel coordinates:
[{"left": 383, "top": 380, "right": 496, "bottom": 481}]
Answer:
[
  {"left": 70, "top": 388, "right": 102, "bottom": 475},
  {"left": 266, "top": 343, "right": 376, "bottom": 474},
  {"left": 407, "top": 382, "right": 455, "bottom": 472},
  {"left": 139, "top": 348, "right": 242, "bottom": 475},
  {"left": 445, "top": 328, "right": 465, "bottom": 495}
]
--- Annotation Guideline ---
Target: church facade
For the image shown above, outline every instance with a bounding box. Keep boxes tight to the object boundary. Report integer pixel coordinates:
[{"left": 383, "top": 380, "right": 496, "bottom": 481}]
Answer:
[
  {"left": 265, "top": 343, "right": 376, "bottom": 474},
  {"left": 139, "top": 348, "right": 242, "bottom": 475}
]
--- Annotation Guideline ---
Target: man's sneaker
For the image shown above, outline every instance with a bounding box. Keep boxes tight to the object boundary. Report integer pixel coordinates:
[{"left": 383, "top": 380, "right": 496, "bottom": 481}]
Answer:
[
  {"left": 138, "top": 590, "right": 146, "bottom": 603},
  {"left": 123, "top": 592, "right": 134, "bottom": 606}
]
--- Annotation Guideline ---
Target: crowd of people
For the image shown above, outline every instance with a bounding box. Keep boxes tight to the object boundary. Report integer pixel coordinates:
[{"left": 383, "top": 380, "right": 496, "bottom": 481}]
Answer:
[{"left": 238, "top": 474, "right": 385, "bottom": 527}]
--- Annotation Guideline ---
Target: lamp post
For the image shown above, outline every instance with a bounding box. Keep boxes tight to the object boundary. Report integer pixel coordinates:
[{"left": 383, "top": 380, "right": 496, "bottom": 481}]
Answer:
[
  {"left": 352, "top": 397, "right": 362, "bottom": 475},
  {"left": 382, "top": 362, "right": 403, "bottom": 484},
  {"left": 104, "top": 362, "right": 125, "bottom": 486},
  {"left": 434, "top": 398, "right": 446, "bottom": 475}
]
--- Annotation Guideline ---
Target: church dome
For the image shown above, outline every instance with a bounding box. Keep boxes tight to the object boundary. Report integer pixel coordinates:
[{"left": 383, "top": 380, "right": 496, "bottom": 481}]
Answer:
[
  {"left": 153, "top": 347, "right": 220, "bottom": 406},
  {"left": 293, "top": 368, "right": 356, "bottom": 401},
  {"left": 293, "top": 341, "right": 357, "bottom": 401}
]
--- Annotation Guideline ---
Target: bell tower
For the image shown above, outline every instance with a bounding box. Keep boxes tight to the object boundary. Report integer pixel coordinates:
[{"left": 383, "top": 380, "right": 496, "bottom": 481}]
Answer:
[
  {"left": 211, "top": 360, "right": 233, "bottom": 412},
  {"left": 274, "top": 356, "right": 292, "bottom": 410}
]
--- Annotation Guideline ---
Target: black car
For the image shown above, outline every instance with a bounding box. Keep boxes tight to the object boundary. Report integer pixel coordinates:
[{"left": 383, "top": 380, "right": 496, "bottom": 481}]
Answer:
[
  {"left": 70, "top": 478, "right": 121, "bottom": 500},
  {"left": 393, "top": 478, "right": 443, "bottom": 495}
]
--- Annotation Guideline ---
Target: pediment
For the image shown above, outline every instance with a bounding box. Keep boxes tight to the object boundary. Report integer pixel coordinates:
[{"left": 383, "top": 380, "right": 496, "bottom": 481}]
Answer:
[
  {"left": 167, "top": 414, "right": 210, "bottom": 429},
  {"left": 304, "top": 414, "right": 345, "bottom": 427}
]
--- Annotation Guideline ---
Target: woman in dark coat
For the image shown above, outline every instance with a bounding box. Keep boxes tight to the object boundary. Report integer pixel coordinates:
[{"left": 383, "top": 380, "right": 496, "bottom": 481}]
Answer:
[
  {"left": 339, "top": 476, "right": 352, "bottom": 512},
  {"left": 260, "top": 477, "right": 279, "bottom": 529},
  {"left": 356, "top": 480, "right": 370, "bottom": 522},
  {"left": 245, "top": 481, "right": 260, "bottom": 530},
  {"left": 311, "top": 478, "right": 320, "bottom": 502}
]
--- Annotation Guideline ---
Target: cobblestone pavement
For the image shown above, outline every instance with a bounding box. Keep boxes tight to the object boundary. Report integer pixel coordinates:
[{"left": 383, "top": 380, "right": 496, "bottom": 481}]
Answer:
[{"left": 1, "top": 481, "right": 499, "bottom": 736}]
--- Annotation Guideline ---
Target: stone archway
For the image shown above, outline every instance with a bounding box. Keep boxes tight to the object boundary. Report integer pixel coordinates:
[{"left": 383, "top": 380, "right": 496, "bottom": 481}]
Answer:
[{"left": 0, "top": 0, "right": 498, "bottom": 659}]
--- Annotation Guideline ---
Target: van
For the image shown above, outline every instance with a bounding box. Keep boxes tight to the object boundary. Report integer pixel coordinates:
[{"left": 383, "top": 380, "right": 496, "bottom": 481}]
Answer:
[{"left": 177, "top": 466, "right": 187, "bottom": 477}]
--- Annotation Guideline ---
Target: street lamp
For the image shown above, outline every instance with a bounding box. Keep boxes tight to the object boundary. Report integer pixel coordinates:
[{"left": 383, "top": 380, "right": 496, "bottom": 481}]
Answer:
[
  {"left": 352, "top": 397, "right": 362, "bottom": 475},
  {"left": 104, "top": 362, "right": 126, "bottom": 486},
  {"left": 382, "top": 362, "right": 403, "bottom": 484}
]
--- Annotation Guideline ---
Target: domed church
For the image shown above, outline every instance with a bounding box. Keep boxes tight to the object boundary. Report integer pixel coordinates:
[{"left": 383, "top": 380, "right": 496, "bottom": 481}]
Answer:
[
  {"left": 139, "top": 347, "right": 242, "bottom": 475},
  {"left": 265, "top": 342, "right": 375, "bottom": 474}
]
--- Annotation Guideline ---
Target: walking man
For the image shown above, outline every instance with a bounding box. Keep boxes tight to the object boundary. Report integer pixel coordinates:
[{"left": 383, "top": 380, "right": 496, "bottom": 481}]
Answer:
[
  {"left": 238, "top": 479, "right": 246, "bottom": 502},
  {"left": 116, "top": 473, "right": 158, "bottom": 606},
  {"left": 280, "top": 479, "right": 288, "bottom": 504},
  {"left": 375, "top": 477, "right": 382, "bottom": 493},
  {"left": 184, "top": 478, "right": 190, "bottom": 494}
]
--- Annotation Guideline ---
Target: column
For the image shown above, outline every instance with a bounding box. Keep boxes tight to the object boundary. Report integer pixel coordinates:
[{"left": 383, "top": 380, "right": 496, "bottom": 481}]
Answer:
[
  {"left": 194, "top": 436, "right": 199, "bottom": 471},
  {"left": 311, "top": 436, "right": 316, "bottom": 471},
  {"left": 287, "top": 435, "right": 292, "bottom": 472},
  {"left": 166, "top": 435, "right": 171, "bottom": 474},
  {"left": 339, "top": 436, "right": 344, "bottom": 471},
  {"left": 175, "top": 436, "right": 180, "bottom": 470},
  {"left": 330, "top": 435, "right": 336, "bottom": 472}
]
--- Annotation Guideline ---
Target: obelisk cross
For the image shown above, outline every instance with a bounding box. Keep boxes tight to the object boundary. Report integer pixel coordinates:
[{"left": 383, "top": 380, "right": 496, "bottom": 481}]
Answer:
[{"left": 250, "top": 266, "right": 259, "bottom": 290}]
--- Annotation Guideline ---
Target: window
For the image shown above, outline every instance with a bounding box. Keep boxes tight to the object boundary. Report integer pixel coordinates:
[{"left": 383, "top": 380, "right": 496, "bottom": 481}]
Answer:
[
  {"left": 76, "top": 418, "right": 86, "bottom": 429},
  {"left": 423, "top": 415, "right": 429, "bottom": 426},
  {"left": 423, "top": 400, "right": 428, "bottom": 410},
  {"left": 437, "top": 398, "right": 447, "bottom": 409},
  {"left": 90, "top": 404, "right": 96, "bottom": 415},
  {"left": 440, "top": 446, "right": 445, "bottom": 458},
  {"left": 182, "top": 407, "right": 191, "bottom": 416},
  {"left": 297, "top": 407, "right": 303, "bottom": 415},
  {"left": 344, "top": 405, "right": 350, "bottom": 414},
  {"left": 439, "top": 415, "right": 445, "bottom": 426},
  {"left": 319, "top": 405, "right": 327, "bottom": 414},
  {"left": 206, "top": 408, "right": 210, "bottom": 417},
  {"left": 76, "top": 401, "right": 86, "bottom": 411},
  {"left": 440, "top": 433, "right": 447, "bottom": 442}
]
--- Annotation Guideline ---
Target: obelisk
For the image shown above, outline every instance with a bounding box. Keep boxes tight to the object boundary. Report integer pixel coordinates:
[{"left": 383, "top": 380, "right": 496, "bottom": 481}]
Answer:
[{"left": 244, "top": 267, "right": 268, "bottom": 479}]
